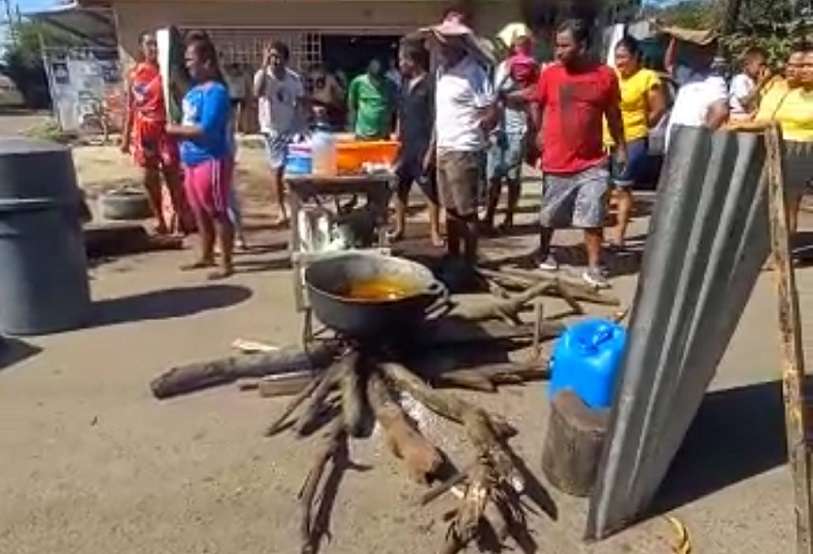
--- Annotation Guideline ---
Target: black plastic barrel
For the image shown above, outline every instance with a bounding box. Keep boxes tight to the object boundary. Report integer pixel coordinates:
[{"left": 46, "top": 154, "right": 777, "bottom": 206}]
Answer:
[{"left": 0, "top": 137, "right": 91, "bottom": 335}]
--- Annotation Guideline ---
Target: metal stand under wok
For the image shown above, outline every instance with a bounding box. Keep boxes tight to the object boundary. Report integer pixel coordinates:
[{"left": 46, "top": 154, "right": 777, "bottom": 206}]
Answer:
[{"left": 285, "top": 173, "right": 395, "bottom": 346}]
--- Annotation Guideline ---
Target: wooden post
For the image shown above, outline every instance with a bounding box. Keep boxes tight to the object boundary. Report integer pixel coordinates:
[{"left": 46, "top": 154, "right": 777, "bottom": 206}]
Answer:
[{"left": 765, "top": 125, "right": 813, "bottom": 554}]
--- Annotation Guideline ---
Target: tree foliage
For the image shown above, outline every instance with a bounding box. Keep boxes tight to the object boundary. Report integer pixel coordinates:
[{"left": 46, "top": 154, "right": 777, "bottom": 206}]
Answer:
[
  {"left": 2, "top": 20, "right": 80, "bottom": 108},
  {"left": 647, "top": 0, "right": 813, "bottom": 68}
]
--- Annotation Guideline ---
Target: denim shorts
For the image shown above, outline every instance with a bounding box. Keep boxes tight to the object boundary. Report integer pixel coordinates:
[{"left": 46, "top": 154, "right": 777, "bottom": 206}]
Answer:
[
  {"left": 487, "top": 131, "right": 525, "bottom": 183},
  {"left": 540, "top": 164, "right": 609, "bottom": 229},
  {"left": 611, "top": 138, "right": 648, "bottom": 188}
]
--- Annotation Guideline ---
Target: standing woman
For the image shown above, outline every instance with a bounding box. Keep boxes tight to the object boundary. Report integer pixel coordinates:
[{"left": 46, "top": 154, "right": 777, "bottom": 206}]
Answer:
[
  {"left": 167, "top": 33, "right": 235, "bottom": 279},
  {"left": 121, "top": 31, "right": 191, "bottom": 234},
  {"left": 773, "top": 46, "right": 813, "bottom": 233},
  {"left": 606, "top": 36, "right": 666, "bottom": 248}
]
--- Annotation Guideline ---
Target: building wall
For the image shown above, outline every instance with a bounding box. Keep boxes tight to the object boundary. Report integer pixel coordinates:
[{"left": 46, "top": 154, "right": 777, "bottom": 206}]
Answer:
[{"left": 112, "top": 0, "right": 520, "bottom": 63}]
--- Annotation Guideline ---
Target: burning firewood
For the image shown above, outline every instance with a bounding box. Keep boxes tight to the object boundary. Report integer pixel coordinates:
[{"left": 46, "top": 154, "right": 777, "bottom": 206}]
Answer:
[
  {"left": 341, "top": 358, "right": 367, "bottom": 437},
  {"left": 265, "top": 373, "right": 325, "bottom": 437},
  {"left": 442, "top": 462, "right": 493, "bottom": 554},
  {"left": 367, "top": 372, "right": 443, "bottom": 483},
  {"left": 294, "top": 352, "right": 358, "bottom": 437},
  {"left": 379, "top": 360, "right": 524, "bottom": 491}
]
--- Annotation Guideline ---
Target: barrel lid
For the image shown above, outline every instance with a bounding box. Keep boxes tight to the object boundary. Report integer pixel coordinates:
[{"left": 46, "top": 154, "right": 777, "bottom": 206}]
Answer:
[{"left": 0, "top": 136, "right": 69, "bottom": 155}]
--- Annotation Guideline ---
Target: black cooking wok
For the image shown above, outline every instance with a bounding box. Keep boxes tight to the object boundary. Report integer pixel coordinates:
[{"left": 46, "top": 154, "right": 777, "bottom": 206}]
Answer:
[{"left": 304, "top": 253, "right": 447, "bottom": 339}]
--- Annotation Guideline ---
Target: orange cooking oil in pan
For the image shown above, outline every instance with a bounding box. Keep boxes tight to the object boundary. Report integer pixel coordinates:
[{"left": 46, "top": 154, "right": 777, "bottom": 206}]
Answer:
[{"left": 343, "top": 276, "right": 419, "bottom": 301}]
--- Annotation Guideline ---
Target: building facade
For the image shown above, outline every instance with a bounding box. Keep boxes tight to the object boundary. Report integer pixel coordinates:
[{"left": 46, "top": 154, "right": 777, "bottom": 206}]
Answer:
[{"left": 79, "top": 0, "right": 522, "bottom": 71}]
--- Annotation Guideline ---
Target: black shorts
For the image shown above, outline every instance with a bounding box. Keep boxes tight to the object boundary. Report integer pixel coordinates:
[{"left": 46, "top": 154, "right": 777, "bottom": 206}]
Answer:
[{"left": 396, "top": 157, "right": 438, "bottom": 204}]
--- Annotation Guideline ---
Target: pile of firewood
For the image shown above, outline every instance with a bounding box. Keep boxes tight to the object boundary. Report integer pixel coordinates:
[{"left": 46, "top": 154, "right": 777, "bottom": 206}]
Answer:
[{"left": 149, "top": 266, "right": 621, "bottom": 553}]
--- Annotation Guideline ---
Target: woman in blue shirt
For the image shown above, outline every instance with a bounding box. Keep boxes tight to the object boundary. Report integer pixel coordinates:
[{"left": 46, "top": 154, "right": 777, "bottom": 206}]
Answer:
[{"left": 167, "top": 32, "right": 235, "bottom": 279}]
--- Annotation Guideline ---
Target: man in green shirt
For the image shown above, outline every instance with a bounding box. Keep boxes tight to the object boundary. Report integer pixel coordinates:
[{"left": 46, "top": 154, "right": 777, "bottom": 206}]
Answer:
[{"left": 348, "top": 58, "right": 396, "bottom": 139}]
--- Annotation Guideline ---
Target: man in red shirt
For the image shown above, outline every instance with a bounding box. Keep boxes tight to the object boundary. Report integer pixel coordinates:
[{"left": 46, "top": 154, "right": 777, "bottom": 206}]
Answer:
[{"left": 515, "top": 19, "right": 626, "bottom": 288}]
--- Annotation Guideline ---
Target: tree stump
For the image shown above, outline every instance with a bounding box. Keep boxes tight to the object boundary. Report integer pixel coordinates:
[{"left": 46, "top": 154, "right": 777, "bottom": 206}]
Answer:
[{"left": 541, "top": 390, "right": 609, "bottom": 497}]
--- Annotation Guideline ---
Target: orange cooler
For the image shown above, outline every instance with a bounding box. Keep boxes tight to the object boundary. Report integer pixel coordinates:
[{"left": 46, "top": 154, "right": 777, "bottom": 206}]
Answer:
[{"left": 336, "top": 140, "right": 400, "bottom": 174}]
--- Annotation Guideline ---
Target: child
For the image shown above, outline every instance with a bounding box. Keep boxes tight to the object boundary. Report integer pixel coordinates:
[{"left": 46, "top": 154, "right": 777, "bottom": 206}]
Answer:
[
  {"left": 729, "top": 47, "right": 771, "bottom": 122},
  {"left": 167, "top": 32, "right": 235, "bottom": 279}
]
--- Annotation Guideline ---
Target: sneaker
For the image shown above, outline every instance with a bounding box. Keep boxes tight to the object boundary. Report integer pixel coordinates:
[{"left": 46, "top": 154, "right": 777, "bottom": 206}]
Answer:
[
  {"left": 538, "top": 255, "right": 559, "bottom": 271},
  {"left": 582, "top": 267, "right": 610, "bottom": 289}
]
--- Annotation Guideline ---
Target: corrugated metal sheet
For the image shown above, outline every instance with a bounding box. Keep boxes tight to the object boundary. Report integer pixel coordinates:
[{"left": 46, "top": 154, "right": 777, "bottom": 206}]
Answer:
[{"left": 587, "top": 126, "right": 770, "bottom": 539}]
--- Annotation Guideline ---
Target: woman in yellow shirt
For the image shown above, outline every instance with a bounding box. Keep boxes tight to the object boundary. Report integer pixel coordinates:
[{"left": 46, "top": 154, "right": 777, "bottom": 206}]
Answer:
[
  {"left": 608, "top": 37, "right": 666, "bottom": 247},
  {"left": 729, "top": 46, "right": 811, "bottom": 232},
  {"left": 773, "top": 49, "right": 813, "bottom": 232}
]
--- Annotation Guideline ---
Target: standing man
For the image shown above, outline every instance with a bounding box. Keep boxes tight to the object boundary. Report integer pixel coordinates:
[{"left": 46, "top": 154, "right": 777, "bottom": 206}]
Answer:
[
  {"left": 348, "top": 58, "right": 396, "bottom": 140},
  {"left": 391, "top": 39, "right": 442, "bottom": 246},
  {"left": 666, "top": 45, "right": 729, "bottom": 146},
  {"left": 431, "top": 21, "right": 496, "bottom": 269},
  {"left": 515, "top": 19, "right": 626, "bottom": 288},
  {"left": 254, "top": 40, "right": 306, "bottom": 227}
]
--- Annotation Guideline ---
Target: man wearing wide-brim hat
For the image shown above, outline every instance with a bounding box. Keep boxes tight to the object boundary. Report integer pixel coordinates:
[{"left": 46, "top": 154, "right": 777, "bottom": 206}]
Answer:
[{"left": 418, "top": 20, "right": 497, "bottom": 271}]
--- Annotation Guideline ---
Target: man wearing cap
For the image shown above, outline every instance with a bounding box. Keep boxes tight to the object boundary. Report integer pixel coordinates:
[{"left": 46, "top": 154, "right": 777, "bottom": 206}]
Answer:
[
  {"left": 429, "top": 20, "right": 497, "bottom": 270},
  {"left": 510, "top": 19, "right": 626, "bottom": 288}
]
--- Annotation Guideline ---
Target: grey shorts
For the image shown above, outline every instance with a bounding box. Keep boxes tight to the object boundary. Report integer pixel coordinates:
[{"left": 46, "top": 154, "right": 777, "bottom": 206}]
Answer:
[
  {"left": 264, "top": 132, "right": 293, "bottom": 170},
  {"left": 540, "top": 165, "right": 609, "bottom": 229},
  {"left": 785, "top": 141, "right": 813, "bottom": 204},
  {"left": 437, "top": 150, "right": 481, "bottom": 218}
]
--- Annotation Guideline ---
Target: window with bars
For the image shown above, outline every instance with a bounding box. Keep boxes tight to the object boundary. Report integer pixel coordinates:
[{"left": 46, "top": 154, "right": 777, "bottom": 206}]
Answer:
[{"left": 183, "top": 28, "right": 323, "bottom": 73}]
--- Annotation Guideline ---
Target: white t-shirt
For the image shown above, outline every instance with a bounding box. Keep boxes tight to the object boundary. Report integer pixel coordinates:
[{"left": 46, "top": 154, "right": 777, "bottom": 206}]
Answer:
[
  {"left": 435, "top": 56, "right": 495, "bottom": 152},
  {"left": 666, "top": 75, "right": 728, "bottom": 147},
  {"left": 729, "top": 73, "right": 756, "bottom": 116},
  {"left": 254, "top": 67, "right": 305, "bottom": 135}
]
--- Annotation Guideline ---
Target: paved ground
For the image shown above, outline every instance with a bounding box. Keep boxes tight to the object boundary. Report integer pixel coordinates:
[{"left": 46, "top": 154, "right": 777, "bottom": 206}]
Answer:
[{"left": 0, "top": 127, "right": 810, "bottom": 553}]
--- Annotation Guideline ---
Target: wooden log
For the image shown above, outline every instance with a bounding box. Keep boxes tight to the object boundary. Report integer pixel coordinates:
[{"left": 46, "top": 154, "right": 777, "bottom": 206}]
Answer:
[
  {"left": 294, "top": 352, "right": 357, "bottom": 436},
  {"left": 367, "top": 372, "right": 443, "bottom": 483},
  {"left": 150, "top": 344, "right": 337, "bottom": 399},
  {"left": 341, "top": 361, "right": 366, "bottom": 437},
  {"left": 481, "top": 266, "right": 622, "bottom": 306},
  {"left": 541, "top": 390, "right": 609, "bottom": 497},
  {"left": 766, "top": 124, "right": 813, "bottom": 554},
  {"left": 554, "top": 281, "right": 585, "bottom": 315},
  {"left": 452, "top": 280, "right": 553, "bottom": 325},
  {"left": 379, "top": 361, "right": 524, "bottom": 492},
  {"left": 258, "top": 371, "right": 316, "bottom": 398},
  {"left": 417, "top": 462, "right": 476, "bottom": 506},
  {"left": 442, "top": 462, "right": 492, "bottom": 554},
  {"left": 432, "top": 363, "right": 548, "bottom": 391},
  {"left": 265, "top": 374, "right": 324, "bottom": 437},
  {"left": 483, "top": 498, "right": 510, "bottom": 543},
  {"left": 416, "top": 318, "right": 563, "bottom": 347}
]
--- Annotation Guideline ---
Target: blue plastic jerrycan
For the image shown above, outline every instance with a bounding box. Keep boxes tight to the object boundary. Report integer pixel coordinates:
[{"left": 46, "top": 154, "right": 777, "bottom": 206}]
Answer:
[{"left": 549, "top": 318, "right": 628, "bottom": 409}]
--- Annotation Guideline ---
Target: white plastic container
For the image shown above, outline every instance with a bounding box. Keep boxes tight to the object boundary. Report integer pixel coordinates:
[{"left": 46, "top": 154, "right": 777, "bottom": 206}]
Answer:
[{"left": 310, "top": 129, "right": 338, "bottom": 177}]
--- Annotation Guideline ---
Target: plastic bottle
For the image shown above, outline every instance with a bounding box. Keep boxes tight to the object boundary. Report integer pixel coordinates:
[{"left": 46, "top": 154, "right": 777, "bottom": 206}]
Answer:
[
  {"left": 548, "top": 318, "right": 628, "bottom": 409},
  {"left": 310, "top": 122, "right": 337, "bottom": 177}
]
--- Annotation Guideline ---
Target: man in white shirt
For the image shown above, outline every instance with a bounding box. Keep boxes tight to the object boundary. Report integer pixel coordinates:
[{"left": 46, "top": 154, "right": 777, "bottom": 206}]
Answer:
[
  {"left": 666, "top": 55, "right": 729, "bottom": 149},
  {"left": 253, "top": 41, "right": 306, "bottom": 226},
  {"left": 432, "top": 22, "right": 496, "bottom": 267},
  {"left": 729, "top": 47, "right": 771, "bottom": 121}
]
